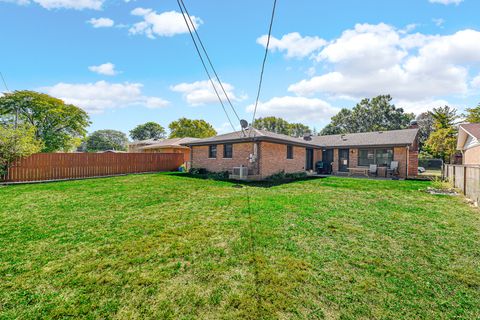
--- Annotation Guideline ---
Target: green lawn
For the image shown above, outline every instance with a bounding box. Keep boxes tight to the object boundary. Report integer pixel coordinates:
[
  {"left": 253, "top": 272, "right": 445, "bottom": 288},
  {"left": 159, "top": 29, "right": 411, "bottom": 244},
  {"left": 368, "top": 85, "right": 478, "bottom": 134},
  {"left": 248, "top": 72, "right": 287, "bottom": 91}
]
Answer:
[{"left": 0, "top": 173, "right": 479, "bottom": 319}]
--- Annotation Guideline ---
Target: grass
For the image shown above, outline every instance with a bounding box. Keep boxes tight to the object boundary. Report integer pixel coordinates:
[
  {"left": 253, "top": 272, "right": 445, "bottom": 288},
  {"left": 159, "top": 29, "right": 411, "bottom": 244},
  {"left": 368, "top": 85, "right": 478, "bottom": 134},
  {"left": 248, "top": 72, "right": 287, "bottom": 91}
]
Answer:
[{"left": 0, "top": 173, "right": 479, "bottom": 319}]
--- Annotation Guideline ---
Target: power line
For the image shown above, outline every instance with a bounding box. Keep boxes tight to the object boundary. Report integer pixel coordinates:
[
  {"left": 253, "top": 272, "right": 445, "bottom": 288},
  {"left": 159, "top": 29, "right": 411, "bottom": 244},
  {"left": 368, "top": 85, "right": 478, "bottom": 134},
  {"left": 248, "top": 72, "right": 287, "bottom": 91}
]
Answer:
[
  {"left": 250, "top": 0, "right": 278, "bottom": 136},
  {"left": 0, "top": 72, "right": 10, "bottom": 92},
  {"left": 176, "top": 0, "right": 239, "bottom": 135},
  {"left": 178, "top": 0, "right": 242, "bottom": 125}
]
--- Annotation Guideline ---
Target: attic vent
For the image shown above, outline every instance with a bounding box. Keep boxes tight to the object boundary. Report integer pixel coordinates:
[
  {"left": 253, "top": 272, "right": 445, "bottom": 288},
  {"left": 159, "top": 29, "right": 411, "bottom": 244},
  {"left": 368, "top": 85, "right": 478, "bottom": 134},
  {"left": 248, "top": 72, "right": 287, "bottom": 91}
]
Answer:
[
  {"left": 341, "top": 134, "right": 347, "bottom": 141},
  {"left": 378, "top": 131, "right": 383, "bottom": 134}
]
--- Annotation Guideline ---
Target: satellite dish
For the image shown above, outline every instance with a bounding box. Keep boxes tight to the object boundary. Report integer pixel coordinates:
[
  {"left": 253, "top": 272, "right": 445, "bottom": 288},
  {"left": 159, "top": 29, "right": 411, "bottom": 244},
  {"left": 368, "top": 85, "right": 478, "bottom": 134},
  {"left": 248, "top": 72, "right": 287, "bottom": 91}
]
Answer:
[{"left": 240, "top": 119, "right": 249, "bottom": 129}]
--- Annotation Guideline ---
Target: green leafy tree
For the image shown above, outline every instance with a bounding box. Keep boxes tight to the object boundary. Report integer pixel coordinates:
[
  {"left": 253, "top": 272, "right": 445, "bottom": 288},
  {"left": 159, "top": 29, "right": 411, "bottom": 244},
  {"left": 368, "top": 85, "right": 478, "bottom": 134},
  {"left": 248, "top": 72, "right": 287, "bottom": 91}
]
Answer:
[
  {"left": 86, "top": 130, "right": 129, "bottom": 152},
  {"left": 424, "top": 128, "right": 457, "bottom": 163},
  {"left": 253, "top": 117, "right": 311, "bottom": 137},
  {"left": 130, "top": 122, "right": 166, "bottom": 141},
  {"left": 0, "top": 90, "right": 90, "bottom": 152},
  {"left": 289, "top": 123, "right": 311, "bottom": 137},
  {"left": 464, "top": 104, "right": 480, "bottom": 123},
  {"left": 416, "top": 112, "right": 435, "bottom": 150},
  {"left": 168, "top": 118, "right": 217, "bottom": 138},
  {"left": 253, "top": 117, "right": 291, "bottom": 135},
  {"left": 430, "top": 105, "right": 458, "bottom": 130},
  {"left": 424, "top": 106, "right": 459, "bottom": 163},
  {"left": 0, "top": 124, "right": 42, "bottom": 176},
  {"left": 321, "top": 95, "right": 414, "bottom": 135}
]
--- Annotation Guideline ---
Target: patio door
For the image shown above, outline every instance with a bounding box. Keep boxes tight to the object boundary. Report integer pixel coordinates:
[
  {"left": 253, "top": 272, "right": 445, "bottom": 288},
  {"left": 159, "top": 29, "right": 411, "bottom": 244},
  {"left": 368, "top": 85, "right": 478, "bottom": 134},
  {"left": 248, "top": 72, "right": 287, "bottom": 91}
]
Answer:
[
  {"left": 306, "top": 148, "right": 314, "bottom": 171},
  {"left": 339, "top": 149, "right": 349, "bottom": 172}
]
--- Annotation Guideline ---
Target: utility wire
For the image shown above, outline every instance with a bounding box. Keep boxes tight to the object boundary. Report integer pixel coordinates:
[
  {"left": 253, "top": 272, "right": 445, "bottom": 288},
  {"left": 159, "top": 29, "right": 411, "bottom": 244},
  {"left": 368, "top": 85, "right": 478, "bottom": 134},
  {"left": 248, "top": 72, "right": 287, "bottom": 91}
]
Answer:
[
  {"left": 0, "top": 72, "right": 18, "bottom": 129},
  {"left": 250, "top": 0, "right": 277, "bottom": 137},
  {"left": 176, "top": 0, "right": 238, "bottom": 135},
  {"left": 178, "top": 0, "right": 242, "bottom": 125},
  {"left": 0, "top": 72, "right": 10, "bottom": 92}
]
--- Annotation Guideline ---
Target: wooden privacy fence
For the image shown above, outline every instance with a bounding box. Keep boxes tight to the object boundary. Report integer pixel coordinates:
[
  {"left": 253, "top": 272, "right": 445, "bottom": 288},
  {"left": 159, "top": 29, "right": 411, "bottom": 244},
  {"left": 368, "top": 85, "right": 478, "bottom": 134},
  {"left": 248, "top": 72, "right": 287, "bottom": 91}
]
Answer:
[
  {"left": 1, "top": 153, "right": 184, "bottom": 183},
  {"left": 443, "top": 164, "right": 480, "bottom": 205}
]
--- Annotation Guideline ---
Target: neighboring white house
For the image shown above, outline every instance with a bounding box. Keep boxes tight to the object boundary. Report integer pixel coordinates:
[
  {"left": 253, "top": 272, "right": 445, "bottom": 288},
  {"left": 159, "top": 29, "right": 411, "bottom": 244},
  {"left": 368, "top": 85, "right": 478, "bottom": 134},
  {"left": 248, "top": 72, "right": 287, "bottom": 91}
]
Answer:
[{"left": 457, "top": 123, "right": 480, "bottom": 165}]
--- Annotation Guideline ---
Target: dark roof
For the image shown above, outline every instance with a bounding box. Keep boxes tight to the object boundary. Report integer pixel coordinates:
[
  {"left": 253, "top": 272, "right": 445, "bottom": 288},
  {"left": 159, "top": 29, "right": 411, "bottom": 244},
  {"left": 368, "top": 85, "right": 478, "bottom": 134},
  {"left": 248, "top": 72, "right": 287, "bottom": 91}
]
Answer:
[
  {"left": 182, "top": 128, "right": 419, "bottom": 149},
  {"left": 181, "top": 128, "right": 321, "bottom": 148},
  {"left": 138, "top": 137, "right": 200, "bottom": 150},
  {"left": 459, "top": 123, "right": 480, "bottom": 140},
  {"left": 310, "top": 128, "right": 419, "bottom": 148}
]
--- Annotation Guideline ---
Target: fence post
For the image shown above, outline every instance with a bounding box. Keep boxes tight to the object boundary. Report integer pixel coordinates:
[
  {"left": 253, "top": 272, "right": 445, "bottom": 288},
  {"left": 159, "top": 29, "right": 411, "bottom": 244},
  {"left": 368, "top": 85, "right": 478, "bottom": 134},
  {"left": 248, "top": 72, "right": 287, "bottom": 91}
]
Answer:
[{"left": 464, "top": 166, "right": 467, "bottom": 195}]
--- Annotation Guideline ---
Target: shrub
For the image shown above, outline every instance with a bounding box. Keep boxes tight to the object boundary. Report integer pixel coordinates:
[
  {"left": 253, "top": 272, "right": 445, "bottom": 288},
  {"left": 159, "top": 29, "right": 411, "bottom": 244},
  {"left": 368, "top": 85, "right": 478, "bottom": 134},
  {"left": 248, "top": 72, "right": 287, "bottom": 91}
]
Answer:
[
  {"left": 265, "top": 171, "right": 307, "bottom": 181},
  {"left": 188, "top": 168, "right": 229, "bottom": 180}
]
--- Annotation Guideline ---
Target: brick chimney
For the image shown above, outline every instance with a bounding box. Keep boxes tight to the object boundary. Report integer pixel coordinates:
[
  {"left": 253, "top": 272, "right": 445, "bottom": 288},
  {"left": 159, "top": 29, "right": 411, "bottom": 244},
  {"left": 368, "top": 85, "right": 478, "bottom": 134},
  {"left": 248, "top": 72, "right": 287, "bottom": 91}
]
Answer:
[{"left": 409, "top": 120, "right": 419, "bottom": 129}]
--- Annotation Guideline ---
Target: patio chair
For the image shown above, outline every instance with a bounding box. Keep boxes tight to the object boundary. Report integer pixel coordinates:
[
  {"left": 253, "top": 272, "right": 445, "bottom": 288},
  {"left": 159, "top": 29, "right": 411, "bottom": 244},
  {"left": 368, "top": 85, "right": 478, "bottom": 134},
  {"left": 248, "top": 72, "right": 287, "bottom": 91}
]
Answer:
[
  {"left": 369, "top": 164, "right": 378, "bottom": 177},
  {"left": 387, "top": 161, "right": 399, "bottom": 177}
]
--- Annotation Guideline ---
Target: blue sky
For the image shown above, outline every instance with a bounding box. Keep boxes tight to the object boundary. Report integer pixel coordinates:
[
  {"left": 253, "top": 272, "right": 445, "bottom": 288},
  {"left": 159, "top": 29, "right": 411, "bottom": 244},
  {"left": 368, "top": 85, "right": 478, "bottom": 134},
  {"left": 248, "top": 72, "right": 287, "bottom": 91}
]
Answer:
[{"left": 1, "top": 0, "right": 479, "bottom": 136}]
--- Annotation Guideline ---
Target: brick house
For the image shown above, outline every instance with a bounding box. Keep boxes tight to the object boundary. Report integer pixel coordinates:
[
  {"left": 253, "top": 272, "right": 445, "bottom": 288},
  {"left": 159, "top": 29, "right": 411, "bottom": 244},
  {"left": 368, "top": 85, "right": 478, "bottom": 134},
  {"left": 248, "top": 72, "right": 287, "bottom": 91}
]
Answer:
[
  {"left": 128, "top": 137, "right": 199, "bottom": 164},
  {"left": 457, "top": 123, "right": 480, "bottom": 165},
  {"left": 182, "top": 127, "right": 419, "bottom": 180}
]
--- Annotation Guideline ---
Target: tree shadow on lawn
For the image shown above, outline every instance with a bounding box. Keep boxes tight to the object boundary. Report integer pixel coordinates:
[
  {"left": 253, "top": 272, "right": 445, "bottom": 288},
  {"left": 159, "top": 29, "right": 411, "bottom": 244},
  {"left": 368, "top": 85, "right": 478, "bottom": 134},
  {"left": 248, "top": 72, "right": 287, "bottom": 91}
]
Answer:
[{"left": 169, "top": 172, "right": 327, "bottom": 188}]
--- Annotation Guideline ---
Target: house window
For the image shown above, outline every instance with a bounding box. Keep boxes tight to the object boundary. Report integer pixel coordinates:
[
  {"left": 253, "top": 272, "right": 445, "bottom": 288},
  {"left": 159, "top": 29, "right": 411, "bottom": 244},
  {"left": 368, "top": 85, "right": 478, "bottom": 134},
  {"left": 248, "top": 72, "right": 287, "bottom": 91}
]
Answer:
[
  {"left": 223, "top": 144, "right": 233, "bottom": 158},
  {"left": 359, "top": 148, "right": 393, "bottom": 167},
  {"left": 209, "top": 145, "right": 217, "bottom": 158},
  {"left": 287, "top": 145, "right": 294, "bottom": 159}
]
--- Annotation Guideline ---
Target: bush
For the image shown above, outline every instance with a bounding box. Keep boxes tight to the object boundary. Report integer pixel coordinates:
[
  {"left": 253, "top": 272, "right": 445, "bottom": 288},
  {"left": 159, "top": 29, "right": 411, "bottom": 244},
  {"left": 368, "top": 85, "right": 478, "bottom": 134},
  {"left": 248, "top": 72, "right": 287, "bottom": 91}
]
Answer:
[
  {"left": 265, "top": 171, "right": 307, "bottom": 181},
  {"left": 188, "top": 168, "right": 229, "bottom": 180},
  {"left": 189, "top": 168, "right": 208, "bottom": 175}
]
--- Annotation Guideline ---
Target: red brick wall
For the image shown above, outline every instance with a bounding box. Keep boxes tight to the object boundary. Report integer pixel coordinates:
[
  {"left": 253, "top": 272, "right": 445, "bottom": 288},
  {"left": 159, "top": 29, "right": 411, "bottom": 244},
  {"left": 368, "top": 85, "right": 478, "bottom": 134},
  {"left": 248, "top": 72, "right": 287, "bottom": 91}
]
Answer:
[
  {"left": 191, "top": 143, "right": 255, "bottom": 173},
  {"left": 408, "top": 150, "right": 419, "bottom": 177},
  {"left": 332, "top": 149, "right": 339, "bottom": 172},
  {"left": 393, "top": 147, "right": 408, "bottom": 178},
  {"left": 350, "top": 149, "right": 358, "bottom": 168},
  {"left": 260, "top": 142, "right": 306, "bottom": 177}
]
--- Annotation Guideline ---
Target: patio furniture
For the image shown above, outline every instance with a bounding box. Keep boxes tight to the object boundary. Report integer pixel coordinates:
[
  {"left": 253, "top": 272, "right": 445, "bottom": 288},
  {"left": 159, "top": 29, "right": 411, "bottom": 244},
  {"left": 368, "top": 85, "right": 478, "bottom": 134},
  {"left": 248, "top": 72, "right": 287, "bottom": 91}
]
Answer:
[
  {"left": 369, "top": 164, "right": 378, "bottom": 177},
  {"left": 348, "top": 167, "right": 369, "bottom": 177},
  {"left": 387, "top": 161, "right": 399, "bottom": 177},
  {"left": 315, "top": 161, "right": 332, "bottom": 174}
]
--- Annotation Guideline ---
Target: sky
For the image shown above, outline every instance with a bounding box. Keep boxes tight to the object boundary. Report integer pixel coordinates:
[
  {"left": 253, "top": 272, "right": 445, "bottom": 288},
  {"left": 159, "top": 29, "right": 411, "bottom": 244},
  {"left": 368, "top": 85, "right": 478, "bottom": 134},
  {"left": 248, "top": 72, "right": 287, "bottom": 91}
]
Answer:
[{"left": 1, "top": 0, "right": 479, "bottom": 136}]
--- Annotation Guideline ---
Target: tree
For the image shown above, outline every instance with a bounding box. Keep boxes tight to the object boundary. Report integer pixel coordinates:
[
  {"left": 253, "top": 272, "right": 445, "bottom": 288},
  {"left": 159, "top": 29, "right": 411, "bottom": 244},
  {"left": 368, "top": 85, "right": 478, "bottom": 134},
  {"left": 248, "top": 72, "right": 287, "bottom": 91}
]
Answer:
[
  {"left": 168, "top": 118, "right": 217, "bottom": 138},
  {"left": 253, "top": 117, "right": 291, "bottom": 135},
  {"left": 289, "top": 123, "right": 311, "bottom": 137},
  {"left": 424, "top": 128, "right": 457, "bottom": 163},
  {"left": 424, "top": 106, "right": 459, "bottom": 163},
  {"left": 430, "top": 105, "right": 458, "bottom": 130},
  {"left": 320, "top": 95, "right": 415, "bottom": 135},
  {"left": 0, "top": 91, "right": 90, "bottom": 152},
  {"left": 86, "top": 130, "right": 129, "bottom": 152},
  {"left": 130, "top": 122, "right": 166, "bottom": 141},
  {"left": 253, "top": 116, "right": 311, "bottom": 137},
  {"left": 464, "top": 104, "right": 480, "bottom": 123},
  {"left": 416, "top": 112, "right": 435, "bottom": 149},
  {"left": 0, "top": 124, "right": 42, "bottom": 176}
]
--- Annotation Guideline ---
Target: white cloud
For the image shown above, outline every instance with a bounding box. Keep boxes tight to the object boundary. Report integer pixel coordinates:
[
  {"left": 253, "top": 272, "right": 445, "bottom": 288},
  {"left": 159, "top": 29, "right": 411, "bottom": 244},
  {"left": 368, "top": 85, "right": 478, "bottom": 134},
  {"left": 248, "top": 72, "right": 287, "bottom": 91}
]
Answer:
[
  {"left": 433, "top": 18, "right": 445, "bottom": 27},
  {"left": 170, "top": 80, "right": 246, "bottom": 106},
  {"left": 0, "top": 0, "right": 30, "bottom": 5},
  {"left": 87, "top": 17, "right": 114, "bottom": 28},
  {"left": 129, "top": 8, "right": 202, "bottom": 39},
  {"left": 396, "top": 99, "right": 451, "bottom": 114},
  {"left": 472, "top": 75, "right": 480, "bottom": 89},
  {"left": 288, "top": 24, "right": 480, "bottom": 104},
  {"left": 1, "top": 0, "right": 105, "bottom": 9},
  {"left": 245, "top": 96, "right": 339, "bottom": 123},
  {"left": 257, "top": 32, "right": 326, "bottom": 59},
  {"left": 41, "top": 81, "right": 169, "bottom": 114},
  {"left": 88, "top": 62, "right": 118, "bottom": 76},
  {"left": 429, "top": 0, "right": 463, "bottom": 5}
]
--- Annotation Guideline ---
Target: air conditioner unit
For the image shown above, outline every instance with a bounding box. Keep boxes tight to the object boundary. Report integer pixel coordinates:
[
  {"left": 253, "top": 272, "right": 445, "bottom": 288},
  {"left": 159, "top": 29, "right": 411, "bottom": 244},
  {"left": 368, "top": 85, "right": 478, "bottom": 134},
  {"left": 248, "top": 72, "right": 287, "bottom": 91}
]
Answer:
[{"left": 232, "top": 166, "right": 248, "bottom": 180}]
